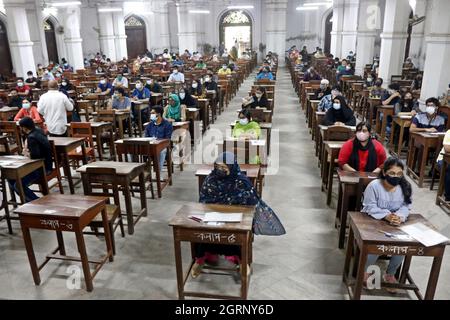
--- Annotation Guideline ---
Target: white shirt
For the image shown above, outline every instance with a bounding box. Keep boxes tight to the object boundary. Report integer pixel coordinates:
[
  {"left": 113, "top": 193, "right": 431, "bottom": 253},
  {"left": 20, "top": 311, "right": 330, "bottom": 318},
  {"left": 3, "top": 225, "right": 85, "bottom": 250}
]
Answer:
[
  {"left": 113, "top": 77, "right": 129, "bottom": 88},
  {"left": 168, "top": 72, "right": 185, "bottom": 83},
  {"left": 37, "top": 90, "right": 74, "bottom": 135}
]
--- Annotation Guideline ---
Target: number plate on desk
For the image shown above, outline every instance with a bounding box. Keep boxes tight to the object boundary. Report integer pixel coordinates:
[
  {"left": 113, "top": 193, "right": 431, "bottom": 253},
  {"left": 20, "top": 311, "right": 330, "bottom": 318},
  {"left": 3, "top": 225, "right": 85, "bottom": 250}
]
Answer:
[
  {"left": 173, "top": 228, "right": 247, "bottom": 244},
  {"left": 367, "top": 244, "right": 443, "bottom": 257},
  {"left": 19, "top": 216, "right": 76, "bottom": 231}
]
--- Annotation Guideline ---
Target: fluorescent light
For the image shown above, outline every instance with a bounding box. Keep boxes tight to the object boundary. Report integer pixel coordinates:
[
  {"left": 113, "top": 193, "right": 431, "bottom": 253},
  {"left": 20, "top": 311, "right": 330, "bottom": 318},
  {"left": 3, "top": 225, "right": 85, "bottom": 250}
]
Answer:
[
  {"left": 189, "top": 10, "right": 210, "bottom": 14},
  {"left": 227, "top": 5, "right": 254, "bottom": 9},
  {"left": 50, "top": 1, "right": 81, "bottom": 7},
  {"left": 304, "top": 2, "right": 332, "bottom": 6},
  {"left": 98, "top": 8, "right": 122, "bottom": 12},
  {"left": 296, "top": 6, "right": 319, "bottom": 10}
]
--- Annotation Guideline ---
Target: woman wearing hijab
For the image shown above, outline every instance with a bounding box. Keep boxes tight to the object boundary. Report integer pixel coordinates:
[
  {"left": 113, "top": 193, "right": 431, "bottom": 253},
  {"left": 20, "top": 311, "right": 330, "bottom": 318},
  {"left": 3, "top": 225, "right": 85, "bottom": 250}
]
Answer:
[
  {"left": 242, "top": 86, "right": 270, "bottom": 109},
  {"left": 321, "top": 95, "right": 356, "bottom": 126},
  {"left": 192, "top": 152, "right": 285, "bottom": 278},
  {"left": 338, "top": 122, "right": 386, "bottom": 173},
  {"left": 163, "top": 93, "right": 186, "bottom": 122},
  {"left": 178, "top": 87, "right": 197, "bottom": 108}
]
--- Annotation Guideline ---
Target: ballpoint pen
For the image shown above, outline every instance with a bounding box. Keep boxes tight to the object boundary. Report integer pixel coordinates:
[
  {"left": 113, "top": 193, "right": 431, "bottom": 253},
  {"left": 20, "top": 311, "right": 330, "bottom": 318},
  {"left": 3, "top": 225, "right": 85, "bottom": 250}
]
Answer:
[{"left": 378, "top": 230, "right": 394, "bottom": 237}]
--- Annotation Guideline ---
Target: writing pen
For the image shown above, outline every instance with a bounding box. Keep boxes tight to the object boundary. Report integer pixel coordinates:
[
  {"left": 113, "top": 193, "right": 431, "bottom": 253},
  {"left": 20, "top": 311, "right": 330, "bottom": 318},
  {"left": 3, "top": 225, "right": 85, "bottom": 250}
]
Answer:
[
  {"left": 189, "top": 216, "right": 203, "bottom": 223},
  {"left": 378, "top": 230, "right": 394, "bottom": 237}
]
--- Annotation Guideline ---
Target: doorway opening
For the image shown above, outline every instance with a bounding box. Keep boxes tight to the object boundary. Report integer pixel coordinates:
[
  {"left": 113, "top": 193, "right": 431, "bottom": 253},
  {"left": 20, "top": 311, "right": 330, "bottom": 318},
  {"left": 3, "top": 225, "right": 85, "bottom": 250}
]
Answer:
[
  {"left": 219, "top": 10, "right": 252, "bottom": 59},
  {"left": 44, "top": 19, "right": 59, "bottom": 64},
  {"left": 125, "top": 15, "right": 147, "bottom": 59}
]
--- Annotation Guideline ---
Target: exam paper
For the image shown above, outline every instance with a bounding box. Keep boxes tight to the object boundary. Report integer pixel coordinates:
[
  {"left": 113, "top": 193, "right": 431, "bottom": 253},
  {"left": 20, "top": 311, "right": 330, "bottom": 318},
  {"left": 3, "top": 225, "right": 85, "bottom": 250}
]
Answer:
[
  {"left": 400, "top": 223, "right": 449, "bottom": 247},
  {"left": 203, "top": 212, "right": 243, "bottom": 222}
]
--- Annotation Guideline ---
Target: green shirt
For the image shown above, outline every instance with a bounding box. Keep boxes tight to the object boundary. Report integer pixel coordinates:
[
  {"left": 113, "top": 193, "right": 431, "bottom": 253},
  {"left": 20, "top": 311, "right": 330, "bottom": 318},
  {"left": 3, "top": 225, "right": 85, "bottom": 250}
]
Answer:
[{"left": 232, "top": 121, "right": 261, "bottom": 139}]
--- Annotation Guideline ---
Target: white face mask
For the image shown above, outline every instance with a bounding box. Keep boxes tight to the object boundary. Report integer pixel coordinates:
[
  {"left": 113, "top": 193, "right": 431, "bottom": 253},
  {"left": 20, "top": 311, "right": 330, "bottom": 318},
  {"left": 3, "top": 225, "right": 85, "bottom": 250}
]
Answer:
[
  {"left": 346, "top": 66, "right": 351, "bottom": 70},
  {"left": 255, "top": 93, "right": 262, "bottom": 98},
  {"left": 150, "top": 114, "right": 157, "bottom": 121},
  {"left": 61, "top": 82, "right": 67, "bottom": 86},
  {"left": 333, "top": 103, "right": 341, "bottom": 110},
  {"left": 239, "top": 118, "right": 249, "bottom": 126},
  {"left": 22, "top": 103, "right": 30, "bottom": 109},
  {"left": 146, "top": 80, "right": 152, "bottom": 84},
  {"left": 426, "top": 106, "right": 436, "bottom": 115},
  {"left": 179, "top": 93, "right": 185, "bottom": 99},
  {"left": 222, "top": 66, "right": 227, "bottom": 70},
  {"left": 100, "top": 80, "right": 106, "bottom": 84},
  {"left": 136, "top": 83, "right": 142, "bottom": 89},
  {"left": 367, "top": 78, "right": 373, "bottom": 83},
  {"left": 204, "top": 77, "right": 210, "bottom": 83},
  {"left": 192, "top": 83, "right": 198, "bottom": 89},
  {"left": 173, "top": 70, "right": 178, "bottom": 74},
  {"left": 44, "top": 70, "right": 49, "bottom": 74},
  {"left": 17, "top": 82, "right": 23, "bottom": 87}
]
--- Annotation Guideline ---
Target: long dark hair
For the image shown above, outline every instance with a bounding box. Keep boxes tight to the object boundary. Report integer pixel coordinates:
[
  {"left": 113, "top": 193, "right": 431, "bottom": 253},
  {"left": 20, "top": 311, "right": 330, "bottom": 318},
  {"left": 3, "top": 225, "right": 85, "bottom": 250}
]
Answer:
[
  {"left": 333, "top": 95, "right": 349, "bottom": 109},
  {"left": 379, "top": 157, "right": 412, "bottom": 204},
  {"left": 349, "top": 122, "right": 377, "bottom": 172}
]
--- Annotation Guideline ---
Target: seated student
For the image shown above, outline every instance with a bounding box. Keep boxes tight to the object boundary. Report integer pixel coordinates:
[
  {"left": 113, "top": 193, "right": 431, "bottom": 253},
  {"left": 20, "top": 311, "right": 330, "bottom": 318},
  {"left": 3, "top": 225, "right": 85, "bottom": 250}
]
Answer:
[
  {"left": 178, "top": 88, "right": 197, "bottom": 108},
  {"left": 145, "top": 78, "right": 162, "bottom": 94},
  {"left": 232, "top": 109, "right": 261, "bottom": 140},
  {"left": 12, "top": 117, "right": 53, "bottom": 202},
  {"left": 411, "top": 74, "right": 423, "bottom": 91},
  {"left": 338, "top": 122, "right": 386, "bottom": 173},
  {"left": 9, "top": 89, "right": 23, "bottom": 108},
  {"left": 381, "top": 83, "right": 402, "bottom": 137},
  {"left": 218, "top": 64, "right": 232, "bottom": 75},
  {"left": 397, "top": 91, "right": 420, "bottom": 115},
  {"left": 16, "top": 78, "right": 31, "bottom": 97},
  {"left": 303, "top": 67, "right": 322, "bottom": 82},
  {"left": 336, "top": 61, "right": 354, "bottom": 81},
  {"left": 256, "top": 67, "right": 274, "bottom": 81},
  {"left": 14, "top": 99, "right": 43, "bottom": 124},
  {"left": 112, "top": 73, "right": 129, "bottom": 88},
  {"left": 362, "top": 157, "right": 412, "bottom": 292},
  {"left": 25, "top": 71, "right": 41, "bottom": 89},
  {"left": 195, "top": 60, "right": 207, "bottom": 70},
  {"left": 95, "top": 65, "right": 105, "bottom": 75},
  {"left": 61, "top": 61, "right": 73, "bottom": 72},
  {"left": 410, "top": 97, "right": 446, "bottom": 133},
  {"left": 59, "top": 78, "right": 74, "bottom": 92},
  {"left": 167, "top": 66, "right": 185, "bottom": 83},
  {"left": 437, "top": 130, "right": 450, "bottom": 201},
  {"left": 96, "top": 76, "right": 113, "bottom": 95},
  {"left": 369, "top": 78, "right": 387, "bottom": 98},
  {"left": 203, "top": 72, "right": 218, "bottom": 95},
  {"left": 242, "top": 86, "right": 269, "bottom": 109},
  {"left": 191, "top": 152, "right": 285, "bottom": 278},
  {"left": 131, "top": 80, "right": 151, "bottom": 100},
  {"left": 322, "top": 95, "right": 356, "bottom": 126},
  {"left": 190, "top": 79, "right": 203, "bottom": 96},
  {"left": 318, "top": 85, "right": 342, "bottom": 112},
  {"left": 314, "top": 79, "right": 331, "bottom": 100},
  {"left": 163, "top": 93, "right": 186, "bottom": 122},
  {"left": 144, "top": 106, "right": 173, "bottom": 174},
  {"left": 41, "top": 69, "right": 55, "bottom": 81},
  {"left": 109, "top": 88, "right": 131, "bottom": 111}
]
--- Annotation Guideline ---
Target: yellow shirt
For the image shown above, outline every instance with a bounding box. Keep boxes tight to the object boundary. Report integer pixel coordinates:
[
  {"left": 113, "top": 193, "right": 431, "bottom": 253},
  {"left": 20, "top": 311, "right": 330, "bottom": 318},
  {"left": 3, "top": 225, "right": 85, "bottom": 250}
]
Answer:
[
  {"left": 218, "top": 68, "right": 231, "bottom": 75},
  {"left": 437, "top": 130, "right": 450, "bottom": 162}
]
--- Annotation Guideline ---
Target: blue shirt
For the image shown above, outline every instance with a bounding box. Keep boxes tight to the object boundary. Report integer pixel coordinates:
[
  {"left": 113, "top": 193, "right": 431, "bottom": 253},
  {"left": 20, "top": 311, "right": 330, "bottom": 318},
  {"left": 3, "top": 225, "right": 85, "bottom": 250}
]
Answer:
[
  {"left": 412, "top": 113, "right": 446, "bottom": 132},
  {"left": 112, "top": 97, "right": 131, "bottom": 110},
  {"left": 132, "top": 87, "right": 151, "bottom": 99},
  {"left": 172, "top": 60, "right": 184, "bottom": 66},
  {"left": 98, "top": 82, "right": 112, "bottom": 93},
  {"left": 144, "top": 119, "right": 173, "bottom": 139},
  {"left": 256, "top": 72, "right": 274, "bottom": 81}
]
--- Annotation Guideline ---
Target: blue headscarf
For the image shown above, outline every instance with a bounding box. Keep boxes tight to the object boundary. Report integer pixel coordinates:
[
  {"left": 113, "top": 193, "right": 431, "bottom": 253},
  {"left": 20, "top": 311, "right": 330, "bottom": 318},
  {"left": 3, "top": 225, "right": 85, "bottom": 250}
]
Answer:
[{"left": 199, "top": 152, "right": 286, "bottom": 236}]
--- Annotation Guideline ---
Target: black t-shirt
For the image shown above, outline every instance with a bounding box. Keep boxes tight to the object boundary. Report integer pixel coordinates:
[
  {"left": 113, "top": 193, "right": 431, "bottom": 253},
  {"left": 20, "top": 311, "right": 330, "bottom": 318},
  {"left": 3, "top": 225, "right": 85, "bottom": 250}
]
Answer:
[{"left": 27, "top": 128, "right": 53, "bottom": 172}]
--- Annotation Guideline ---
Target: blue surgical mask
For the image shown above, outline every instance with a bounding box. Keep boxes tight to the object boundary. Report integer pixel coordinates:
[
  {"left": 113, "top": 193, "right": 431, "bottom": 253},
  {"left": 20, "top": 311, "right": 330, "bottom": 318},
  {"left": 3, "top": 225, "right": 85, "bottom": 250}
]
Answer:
[
  {"left": 333, "top": 103, "right": 341, "bottom": 110},
  {"left": 150, "top": 114, "right": 157, "bottom": 122}
]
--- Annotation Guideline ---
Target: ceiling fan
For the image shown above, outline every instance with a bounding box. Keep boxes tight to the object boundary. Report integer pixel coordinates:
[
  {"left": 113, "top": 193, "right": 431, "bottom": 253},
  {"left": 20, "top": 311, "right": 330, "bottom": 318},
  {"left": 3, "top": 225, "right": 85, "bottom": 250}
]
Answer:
[{"left": 409, "top": 14, "right": 425, "bottom": 27}]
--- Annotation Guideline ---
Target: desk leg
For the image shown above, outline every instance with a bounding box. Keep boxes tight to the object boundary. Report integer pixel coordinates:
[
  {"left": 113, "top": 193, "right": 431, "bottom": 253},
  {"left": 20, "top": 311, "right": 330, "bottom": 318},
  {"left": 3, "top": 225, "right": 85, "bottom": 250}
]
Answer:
[
  {"left": 138, "top": 109, "right": 143, "bottom": 137},
  {"left": 167, "top": 147, "right": 173, "bottom": 186},
  {"left": 419, "top": 145, "right": 428, "bottom": 188},
  {"left": 101, "top": 208, "right": 114, "bottom": 262},
  {"left": 96, "top": 130, "right": 103, "bottom": 161},
  {"left": 139, "top": 172, "right": 148, "bottom": 217},
  {"left": 398, "top": 124, "right": 405, "bottom": 156},
  {"left": 56, "top": 231, "right": 66, "bottom": 255},
  {"left": 241, "top": 233, "right": 249, "bottom": 300},
  {"left": 339, "top": 191, "right": 350, "bottom": 249},
  {"left": 109, "top": 127, "right": 115, "bottom": 161},
  {"left": 127, "top": 117, "right": 133, "bottom": 138},
  {"left": 62, "top": 153, "right": 75, "bottom": 194},
  {"left": 123, "top": 184, "right": 135, "bottom": 235},
  {"left": 1, "top": 177, "right": 12, "bottom": 234},
  {"left": 335, "top": 182, "right": 343, "bottom": 227},
  {"left": 326, "top": 155, "right": 335, "bottom": 206},
  {"left": 425, "top": 254, "right": 444, "bottom": 300},
  {"left": 118, "top": 119, "right": 124, "bottom": 139},
  {"left": 40, "top": 165, "right": 49, "bottom": 195},
  {"left": 380, "top": 113, "right": 387, "bottom": 142},
  {"left": 154, "top": 154, "right": 162, "bottom": 198},
  {"left": 173, "top": 232, "right": 185, "bottom": 300},
  {"left": 21, "top": 225, "right": 41, "bottom": 285},
  {"left": 74, "top": 230, "right": 93, "bottom": 292},
  {"left": 353, "top": 246, "right": 368, "bottom": 300},
  {"left": 343, "top": 227, "right": 354, "bottom": 283},
  {"left": 436, "top": 159, "right": 447, "bottom": 205},
  {"left": 81, "top": 145, "right": 88, "bottom": 165}
]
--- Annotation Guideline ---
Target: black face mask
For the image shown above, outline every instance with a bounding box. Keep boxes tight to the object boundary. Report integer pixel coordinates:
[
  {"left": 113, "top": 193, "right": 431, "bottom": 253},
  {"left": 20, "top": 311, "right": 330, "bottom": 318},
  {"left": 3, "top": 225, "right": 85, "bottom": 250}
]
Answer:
[
  {"left": 215, "top": 168, "right": 229, "bottom": 178},
  {"left": 375, "top": 82, "right": 382, "bottom": 86},
  {"left": 386, "top": 176, "right": 401, "bottom": 187}
]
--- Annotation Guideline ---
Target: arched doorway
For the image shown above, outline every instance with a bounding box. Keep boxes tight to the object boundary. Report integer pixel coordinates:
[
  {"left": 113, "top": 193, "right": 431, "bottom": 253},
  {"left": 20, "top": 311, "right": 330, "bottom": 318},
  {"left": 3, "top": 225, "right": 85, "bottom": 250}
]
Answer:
[
  {"left": 324, "top": 12, "right": 333, "bottom": 54},
  {"left": 44, "top": 19, "right": 59, "bottom": 64},
  {"left": 0, "top": 19, "right": 13, "bottom": 76},
  {"left": 125, "top": 15, "right": 146, "bottom": 59},
  {"left": 404, "top": 10, "right": 414, "bottom": 61},
  {"left": 219, "top": 10, "right": 252, "bottom": 59}
]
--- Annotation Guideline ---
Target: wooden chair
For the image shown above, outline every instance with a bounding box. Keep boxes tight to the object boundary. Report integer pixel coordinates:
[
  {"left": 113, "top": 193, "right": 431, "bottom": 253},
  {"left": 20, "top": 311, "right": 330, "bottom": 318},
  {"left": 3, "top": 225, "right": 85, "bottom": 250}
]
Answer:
[
  {"left": 326, "top": 125, "right": 354, "bottom": 142},
  {"left": 82, "top": 167, "right": 125, "bottom": 255},
  {"left": 248, "top": 108, "right": 265, "bottom": 123},
  {"left": 95, "top": 109, "right": 118, "bottom": 155},
  {"left": 68, "top": 122, "right": 96, "bottom": 167},
  {"left": 116, "top": 140, "right": 155, "bottom": 199},
  {"left": 0, "top": 121, "right": 23, "bottom": 154},
  {"left": 0, "top": 136, "right": 11, "bottom": 155}
]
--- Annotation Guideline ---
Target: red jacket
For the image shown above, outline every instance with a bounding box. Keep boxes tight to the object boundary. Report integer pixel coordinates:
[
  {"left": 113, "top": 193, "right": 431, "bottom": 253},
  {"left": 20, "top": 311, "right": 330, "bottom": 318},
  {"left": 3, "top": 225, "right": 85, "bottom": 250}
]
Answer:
[{"left": 338, "top": 138, "right": 386, "bottom": 172}]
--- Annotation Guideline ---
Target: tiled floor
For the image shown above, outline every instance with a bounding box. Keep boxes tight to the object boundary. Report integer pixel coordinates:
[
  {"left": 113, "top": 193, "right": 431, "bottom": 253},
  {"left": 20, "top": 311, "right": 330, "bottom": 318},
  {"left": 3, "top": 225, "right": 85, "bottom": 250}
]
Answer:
[{"left": 1, "top": 66, "right": 449, "bottom": 300}]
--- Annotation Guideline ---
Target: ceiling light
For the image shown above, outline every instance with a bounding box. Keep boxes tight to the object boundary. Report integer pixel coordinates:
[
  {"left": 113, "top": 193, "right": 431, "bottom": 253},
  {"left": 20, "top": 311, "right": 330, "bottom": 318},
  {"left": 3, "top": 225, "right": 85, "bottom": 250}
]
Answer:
[
  {"left": 50, "top": 1, "right": 81, "bottom": 7},
  {"left": 296, "top": 6, "right": 319, "bottom": 11},
  {"left": 227, "top": 5, "right": 254, "bottom": 9},
  {"left": 304, "top": 2, "right": 332, "bottom": 6},
  {"left": 98, "top": 8, "right": 122, "bottom": 12}
]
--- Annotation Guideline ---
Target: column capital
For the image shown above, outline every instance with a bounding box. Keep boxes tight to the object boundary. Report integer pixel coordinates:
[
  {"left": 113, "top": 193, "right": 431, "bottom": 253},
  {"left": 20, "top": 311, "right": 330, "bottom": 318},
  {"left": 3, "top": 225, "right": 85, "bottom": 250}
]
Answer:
[
  {"left": 425, "top": 34, "right": 450, "bottom": 45},
  {"left": 356, "top": 30, "right": 378, "bottom": 38},
  {"left": 380, "top": 32, "right": 409, "bottom": 40}
]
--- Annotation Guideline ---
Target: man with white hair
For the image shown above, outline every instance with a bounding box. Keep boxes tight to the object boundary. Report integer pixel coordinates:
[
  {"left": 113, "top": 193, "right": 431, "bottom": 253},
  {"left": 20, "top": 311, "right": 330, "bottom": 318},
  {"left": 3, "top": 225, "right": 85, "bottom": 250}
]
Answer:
[{"left": 314, "top": 79, "right": 331, "bottom": 100}]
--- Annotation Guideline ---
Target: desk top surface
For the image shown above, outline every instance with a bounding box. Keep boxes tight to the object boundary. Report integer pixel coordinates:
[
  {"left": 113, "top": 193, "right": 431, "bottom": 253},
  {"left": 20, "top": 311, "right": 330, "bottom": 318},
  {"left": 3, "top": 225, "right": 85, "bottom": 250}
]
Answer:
[
  {"left": 48, "top": 136, "right": 85, "bottom": 147},
  {"left": 0, "top": 155, "right": 41, "bottom": 168},
  {"left": 169, "top": 202, "right": 254, "bottom": 231},
  {"left": 67, "top": 121, "right": 112, "bottom": 128},
  {"left": 338, "top": 169, "right": 379, "bottom": 184},
  {"left": 13, "top": 194, "right": 107, "bottom": 218},
  {"left": 115, "top": 137, "right": 170, "bottom": 145},
  {"left": 76, "top": 160, "right": 145, "bottom": 175}
]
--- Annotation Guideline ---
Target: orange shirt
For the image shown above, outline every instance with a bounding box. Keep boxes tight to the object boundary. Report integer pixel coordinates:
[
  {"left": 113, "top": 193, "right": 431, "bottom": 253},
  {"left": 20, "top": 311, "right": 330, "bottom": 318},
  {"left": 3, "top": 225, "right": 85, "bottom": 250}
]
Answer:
[{"left": 14, "top": 106, "right": 43, "bottom": 123}]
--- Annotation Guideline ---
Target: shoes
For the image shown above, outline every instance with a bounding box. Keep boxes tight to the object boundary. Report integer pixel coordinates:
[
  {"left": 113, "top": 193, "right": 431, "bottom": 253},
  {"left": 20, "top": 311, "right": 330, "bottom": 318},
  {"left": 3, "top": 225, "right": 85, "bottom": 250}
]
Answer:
[
  {"left": 383, "top": 274, "right": 398, "bottom": 294},
  {"left": 191, "top": 262, "right": 204, "bottom": 279}
]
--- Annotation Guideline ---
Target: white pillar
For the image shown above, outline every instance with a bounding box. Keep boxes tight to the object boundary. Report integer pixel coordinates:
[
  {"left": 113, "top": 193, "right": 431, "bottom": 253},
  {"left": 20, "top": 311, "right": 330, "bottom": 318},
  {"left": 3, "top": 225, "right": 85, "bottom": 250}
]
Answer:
[
  {"left": 177, "top": 0, "right": 197, "bottom": 53},
  {"left": 420, "top": 0, "right": 450, "bottom": 100},
  {"left": 113, "top": 10, "right": 128, "bottom": 60},
  {"left": 61, "top": 5, "right": 84, "bottom": 70},
  {"left": 330, "top": 0, "right": 344, "bottom": 58},
  {"left": 97, "top": 11, "right": 116, "bottom": 61},
  {"left": 153, "top": 0, "right": 170, "bottom": 53},
  {"left": 341, "top": 0, "right": 359, "bottom": 59},
  {"left": 4, "top": 0, "right": 36, "bottom": 78},
  {"left": 408, "top": 0, "right": 427, "bottom": 70},
  {"left": 265, "top": 0, "right": 288, "bottom": 61},
  {"left": 355, "top": 0, "right": 379, "bottom": 75},
  {"left": 32, "top": 0, "right": 48, "bottom": 66},
  {"left": 378, "top": 0, "right": 410, "bottom": 85}
]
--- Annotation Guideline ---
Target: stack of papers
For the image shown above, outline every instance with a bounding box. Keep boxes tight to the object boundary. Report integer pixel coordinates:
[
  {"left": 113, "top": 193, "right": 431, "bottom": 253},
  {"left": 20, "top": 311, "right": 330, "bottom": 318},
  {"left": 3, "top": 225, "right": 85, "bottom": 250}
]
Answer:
[
  {"left": 203, "top": 212, "right": 243, "bottom": 222},
  {"left": 400, "top": 223, "right": 449, "bottom": 247}
]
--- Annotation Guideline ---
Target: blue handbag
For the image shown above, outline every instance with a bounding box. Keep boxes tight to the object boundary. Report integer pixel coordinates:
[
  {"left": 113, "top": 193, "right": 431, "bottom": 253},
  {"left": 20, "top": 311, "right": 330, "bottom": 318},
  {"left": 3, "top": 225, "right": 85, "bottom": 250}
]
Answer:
[{"left": 252, "top": 201, "right": 286, "bottom": 236}]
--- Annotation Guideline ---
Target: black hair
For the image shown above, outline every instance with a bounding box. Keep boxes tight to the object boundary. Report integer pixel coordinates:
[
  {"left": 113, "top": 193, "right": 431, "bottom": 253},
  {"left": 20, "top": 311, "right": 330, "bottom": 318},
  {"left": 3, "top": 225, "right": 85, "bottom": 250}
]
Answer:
[
  {"left": 332, "top": 95, "right": 348, "bottom": 109},
  {"left": 332, "top": 85, "right": 342, "bottom": 92},
  {"left": 152, "top": 105, "right": 164, "bottom": 116},
  {"left": 356, "top": 121, "right": 371, "bottom": 133},
  {"left": 173, "top": 66, "right": 179, "bottom": 70},
  {"left": 426, "top": 97, "right": 440, "bottom": 107},
  {"left": 379, "top": 157, "right": 412, "bottom": 205},
  {"left": 27, "top": 71, "right": 33, "bottom": 75},
  {"left": 115, "top": 87, "right": 125, "bottom": 96},
  {"left": 19, "top": 117, "right": 35, "bottom": 130},
  {"left": 388, "top": 83, "right": 400, "bottom": 91},
  {"left": 17, "top": 77, "right": 24, "bottom": 81},
  {"left": 238, "top": 108, "right": 251, "bottom": 121}
]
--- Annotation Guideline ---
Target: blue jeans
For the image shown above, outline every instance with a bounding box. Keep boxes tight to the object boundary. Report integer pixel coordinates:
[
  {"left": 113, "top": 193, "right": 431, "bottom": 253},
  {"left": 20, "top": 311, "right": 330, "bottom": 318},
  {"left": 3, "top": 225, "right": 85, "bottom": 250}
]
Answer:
[
  {"left": 437, "top": 160, "right": 450, "bottom": 200},
  {"left": 8, "top": 170, "right": 42, "bottom": 203},
  {"left": 159, "top": 148, "right": 167, "bottom": 173},
  {"left": 365, "top": 254, "right": 404, "bottom": 275}
]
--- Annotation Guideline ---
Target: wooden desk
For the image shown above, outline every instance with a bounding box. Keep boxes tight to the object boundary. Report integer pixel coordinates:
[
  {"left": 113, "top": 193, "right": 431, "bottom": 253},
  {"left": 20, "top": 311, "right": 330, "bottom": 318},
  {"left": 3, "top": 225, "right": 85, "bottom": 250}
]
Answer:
[
  {"left": 186, "top": 107, "right": 201, "bottom": 145},
  {"left": 131, "top": 100, "right": 150, "bottom": 137},
  {"left": 406, "top": 132, "right": 444, "bottom": 187},
  {"left": 172, "top": 121, "right": 190, "bottom": 171},
  {"left": 389, "top": 116, "right": 412, "bottom": 157},
  {"left": 0, "top": 135, "right": 11, "bottom": 155},
  {"left": 321, "top": 141, "right": 345, "bottom": 206},
  {"left": 229, "top": 122, "right": 272, "bottom": 155},
  {"left": 14, "top": 194, "right": 113, "bottom": 292},
  {"left": 169, "top": 202, "right": 254, "bottom": 300},
  {"left": 308, "top": 100, "right": 320, "bottom": 132},
  {"left": 196, "top": 98, "right": 209, "bottom": 133},
  {"left": 115, "top": 138, "right": 172, "bottom": 198},
  {"left": 48, "top": 137, "right": 87, "bottom": 194},
  {"left": 94, "top": 110, "right": 132, "bottom": 139},
  {"left": 314, "top": 112, "right": 326, "bottom": 156},
  {"left": 218, "top": 138, "right": 267, "bottom": 166},
  {"left": 335, "top": 170, "right": 377, "bottom": 248},
  {"left": 77, "top": 161, "right": 147, "bottom": 235},
  {"left": 0, "top": 156, "right": 49, "bottom": 234},
  {"left": 68, "top": 122, "right": 115, "bottom": 161},
  {"left": 150, "top": 93, "right": 163, "bottom": 106},
  {"left": 0, "top": 107, "right": 19, "bottom": 121},
  {"left": 366, "top": 97, "right": 381, "bottom": 124},
  {"left": 343, "top": 212, "right": 448, "bottom": 300},
  {"left": 195, "top": 164, "right": 261, "bottom": 196},
  {"left": 375, "top": 105, "right": 394, "bottom": 142},
  {"left": 76, "top": 100, "right": 96, "bottom": 122}
]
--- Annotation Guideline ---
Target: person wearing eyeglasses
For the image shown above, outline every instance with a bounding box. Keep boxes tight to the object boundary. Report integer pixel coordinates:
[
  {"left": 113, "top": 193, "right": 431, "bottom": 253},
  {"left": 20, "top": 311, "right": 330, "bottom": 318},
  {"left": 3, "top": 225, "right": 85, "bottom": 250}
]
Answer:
[{"left": 361, "top": 157, "right": 412, "bottom": 293}]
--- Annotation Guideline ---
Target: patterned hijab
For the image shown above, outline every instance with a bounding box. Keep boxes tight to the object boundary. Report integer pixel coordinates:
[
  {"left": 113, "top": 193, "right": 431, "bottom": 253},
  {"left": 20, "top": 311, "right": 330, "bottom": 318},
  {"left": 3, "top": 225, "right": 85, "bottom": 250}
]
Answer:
[{"left": 166, "top": 93, "right": 181, "bottom": 120}]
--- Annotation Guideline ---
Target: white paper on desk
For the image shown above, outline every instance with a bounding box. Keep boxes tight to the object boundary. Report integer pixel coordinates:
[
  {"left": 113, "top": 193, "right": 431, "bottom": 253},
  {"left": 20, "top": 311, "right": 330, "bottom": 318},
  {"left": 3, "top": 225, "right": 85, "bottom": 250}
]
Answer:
[
  {"left": 3, "top": 155, "right": 28, "bottom": 160},
  {"left": 250, "top": 140, "right": 265, "bottom": 146},
  {"left": 400, "top": 223, "right": 449, "bottom": 247},
  {"left": 203, "top": 212, "right": 242, "bottom": 223},
  {"left": 187, "top": 108, "right": 198, "bottom": 112},
  {"left": 429, "top": 132, "right": 446, "bottom": 136},
  {"left": 0, "top": 161, "right": 15, "bottom": 166}
]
